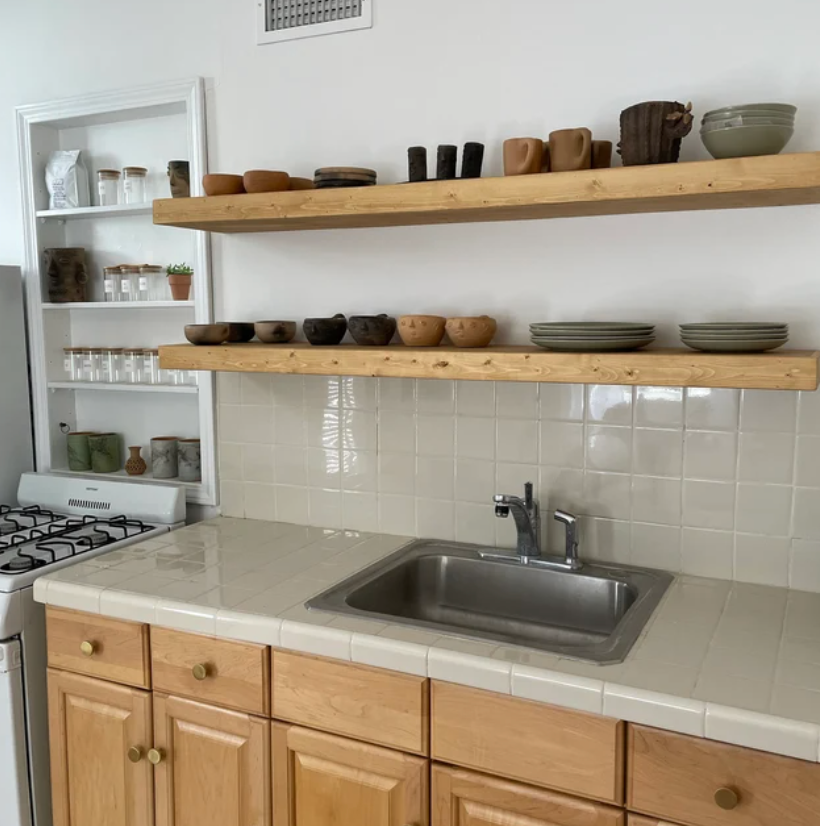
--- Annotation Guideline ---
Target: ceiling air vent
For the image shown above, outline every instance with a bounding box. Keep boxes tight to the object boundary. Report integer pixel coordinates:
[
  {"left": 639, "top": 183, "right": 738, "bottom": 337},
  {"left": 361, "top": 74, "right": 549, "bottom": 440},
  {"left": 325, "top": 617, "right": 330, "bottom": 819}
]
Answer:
[{"left": 258, "top": 0, "right": 372, "bottom": 45}]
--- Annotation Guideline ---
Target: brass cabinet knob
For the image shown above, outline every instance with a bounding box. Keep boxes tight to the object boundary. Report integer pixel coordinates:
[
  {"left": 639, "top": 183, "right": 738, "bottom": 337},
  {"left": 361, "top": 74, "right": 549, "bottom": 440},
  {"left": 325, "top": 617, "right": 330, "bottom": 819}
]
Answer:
[
  {"left": 715, "top": 787, "right": 739, "bottom": 810},
  {"left": 147, "top": 749, "right": 164, "bottom": 766},
  {"left": 127, "top": 746, "right": 144, "bottom": 764},
  {"left": 192, "top": 663, "right": 209, "bottom": 681},
  {"left": 79, "top": 640, "right": 96, "bottom": 657}
]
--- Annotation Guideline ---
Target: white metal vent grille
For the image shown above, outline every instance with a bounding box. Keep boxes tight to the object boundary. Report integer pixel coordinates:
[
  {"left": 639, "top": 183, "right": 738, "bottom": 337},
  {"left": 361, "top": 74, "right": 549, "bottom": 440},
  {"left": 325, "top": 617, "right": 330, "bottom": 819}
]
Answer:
[{"left": 258, "top": 0, "right": 372, "bottom": 45}]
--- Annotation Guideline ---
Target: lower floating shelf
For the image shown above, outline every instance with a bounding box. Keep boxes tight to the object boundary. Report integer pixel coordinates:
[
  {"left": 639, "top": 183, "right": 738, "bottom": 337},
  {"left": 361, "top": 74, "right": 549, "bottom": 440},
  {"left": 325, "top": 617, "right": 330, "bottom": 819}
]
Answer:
[
  {"left": 50, "top": 467, "right": 202, "bottom": 490},
  {"left": 48, "top": 381, "right": 198, "bottom": 394},
  {"left": 157, "top": 343, "right": 820, "bottom": 391}
]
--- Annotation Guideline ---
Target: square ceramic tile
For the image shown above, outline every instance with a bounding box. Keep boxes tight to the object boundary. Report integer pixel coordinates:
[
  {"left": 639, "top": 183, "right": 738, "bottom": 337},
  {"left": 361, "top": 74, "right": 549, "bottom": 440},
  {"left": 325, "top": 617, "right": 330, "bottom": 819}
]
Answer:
[
  {"left": 455, "top": 501, "right": 497, "bottom": 545},
  {"left": 539, "top": 421, "right": 583, "bottom": 468},
  {"left": 496, "top": 463, "right": 539, "bottom": 494},
  {"left": 303, "top": 375, "right": 340, "bottom": 409},
  {"left": 342, "top": 491, "right": 379, "bottom": 532},
  {"left": 734, "top": 534, "right": 789, "bottom": 587},
  {"left": 794, "top": 487, "right": 820, "bottom": 541},
  {"left": 741, "top": 390, "right": 797, "bottom": 433},
  {"left": 217, "top": 372, "right": 241, "bottom": 398},
  {"left": 586, "top": 385, "right": 633, "bottom": 425},
  {"left": 790, "top": 540, "right": 820, "bottom": 593},
  {"left": 416, "top": 455, "right": 455, "bottom": 500},
  {"left": 683, "top": 431, "right": 738, "bottom": 482},
  {"left": 219, "top": 405, "right": 244, "bottom": 443},
  {"left": 455, "top": 380, "right": 496, "bottom": 418},
  {"left": 308, "top": 488, "right": 342, "bottom": 529},
  {"left": 770, "top": 685, "right": 820, "bottom": 725},
  {"left": 540, "top": 384, "right": 584, "bottom": 422},
  {"left": 632, "top": 476, "right": 681, "bottom": 526},
  {"left": 219, "top": 443, "right": 243, "bottom": 481},
  {"left": 273, "top": 406, "right": 307, "bottom": 447},
  {"left": 273, "top": 445, "right": 308, "bottom": 487},
  {"left": 578, "top": 517, "right": 631, "bottom": 564},
  {"left": 342, "top": 450, "right": 378, "bottom": 492},
  {"left": 635, "top": 386, "right": 683, "bottom": 428},
  {"left": 511, "top": 666, "right": 603, "bottom": 714},
  {"left": 241, "top": 405, "right": 275, "bottom": 445},
  {"left": 496, "top": 382, "right": 539, "bottom": 420},
  {"left": 701, "top": 644, "right": 778, "bottom": 682},
  {"left": 682, "top": 480, "right": 735, "bottom": 530},
  {"left": 417, "top": 415, "right": 456, "bottom": 457},
  {"left": 240, "top": 373, "right": 272, "bottom": 406},
  {"left": 633, "top": 428, "right": 683, "bottom": 477},
  {"left": 243, "top": 483, "right": 278, "bottom": 521},
  {"left": 242, "top": 443, "right": 274, "bottom": 484},
  {"left": 378, "top": 494, "right": 417, "bottom": 535},
  {"left": 582, "top": 472, "right": 631, "bottom": 520},
  {"left": 798, "top": 390, "right": 820, "bottom": 435},
  {"left": 455, "top": 416, "right": 495, "bottom": 460},
  {"left": 378, "top": 452, "right": 415, "bottom": 495},
  {"left": 631, "top": 522, "right": 681, "bottom": 571},
  {"left": 602, "top": 685, "right": 705, "bottom": 736},
  {"left": 215, "top": 610, "right": 282, "bottom": 646},
  {"left": 795, "top": 435, "right": 820, "bottom": 488},
  {"left": 496, "top": 419, "right": 538, "bottom": 464},
  {"left": 736, "top": 484, "right": 792, "bottom": 537},
  {"left": 307, "top": 448, "right": 342, "bottom": 489},
  {"left": 378, "top": 377, "right": 415, "bottom": 410},
  {"left": 220, "top": 482, "right": 244, "bottom": 517},
  {"left": 633, "top": 620, "right": 713, "bottom": 668},
  {"left": 416, "top": 379, "right": 455, "bottom": 414},
  {"left": 350, "top": 632, "right": 429, "bottom": 677},
  {"left": 620, "top": 660, "right": 699, "bottom": 695},
  {"left": 685, "top": 388, "right": 740, "bottom": 431},
  {"left": 378, "top": 411, "right": 416, "bottom": 453},
  {"left": 454, "top": 459, "right": 495, "bottom": 504},
  {"left": 586, "top": 426, "right": 632, "bottom": 473},
  {"left": 274, "top": 485, "right": 309, "bottom": 525},
  {"left": 776, "top": 658, "right": 820, "bottom": 692},
  {"left": 342, "top": 410, "right": 377, "bottom": 451},
  {"left": 738, "top": 432, "right": 795, "bottom": 484},
  {"left": 270, "top": 374, "right": 304, "bottom": 407},
  {"left": 428, "top": 645, "right": 511, "bottom": 693},
  {"left": 304, "top": 408, "right": 340, "bottom": 449},
  {"left": 681, "top": 528, "right": 733, "bottom": 580},
  {"left": 280, "top": 620, "right": 352, "bottom": 660},
  {"left": 341, "top": 377, "right": 377, "bottom": 410},
  {"left": 416, "top": 498, "right": 455, "bottom": 540}
]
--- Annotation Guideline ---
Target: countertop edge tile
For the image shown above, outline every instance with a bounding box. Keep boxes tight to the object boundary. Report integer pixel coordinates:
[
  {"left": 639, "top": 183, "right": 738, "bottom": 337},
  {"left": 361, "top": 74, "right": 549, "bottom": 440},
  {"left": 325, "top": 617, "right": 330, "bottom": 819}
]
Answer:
[
  {"left": 512, "top": 665, "right": 604, "bottom": 715},
  {"left": 350, "top": 632, "right": 429, "bottom": 677},
  {"left": 428, "top": 647, "right": 512, "bottom": 694},
  {"left": 45, "top": 581, "right": 102, "bottom": 614},
  {"left": 154, "top": 599, "right": 218, "bottom": 635},
  {"left": 215, "top": 609, "right": 282, "bottom": 647},
  {"left": 603, "top": 682, "right": 706, "bottom": 737},
  {"left": 280, "top": 619, "right": 352, "bottom": 661},
  {"left": 98, "top": 590, "right": 157, "bottom": 625},
  {"left": 32, "top": 578, "right": 49, "bottom": 604}
]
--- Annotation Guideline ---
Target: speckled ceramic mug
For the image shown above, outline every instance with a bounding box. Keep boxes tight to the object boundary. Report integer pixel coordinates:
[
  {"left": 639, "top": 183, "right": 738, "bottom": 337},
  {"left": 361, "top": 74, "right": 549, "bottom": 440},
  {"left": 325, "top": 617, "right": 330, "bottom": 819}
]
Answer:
[
  {"left": 178, "top": 439, "right": 201, "bottom": 482},
  {"left": 151, "top": 437, "right": 178, "bottom": 479}
]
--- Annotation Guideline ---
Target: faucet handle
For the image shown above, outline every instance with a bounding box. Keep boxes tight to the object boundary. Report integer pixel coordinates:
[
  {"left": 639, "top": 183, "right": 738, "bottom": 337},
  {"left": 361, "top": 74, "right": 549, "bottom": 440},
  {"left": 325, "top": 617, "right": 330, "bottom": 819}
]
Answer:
[
  {"left": 554, "top": 510, "right": 581, "bottom": 569},
  {"left": 554, "top": 510, "right": 577, "bottom": 528}
]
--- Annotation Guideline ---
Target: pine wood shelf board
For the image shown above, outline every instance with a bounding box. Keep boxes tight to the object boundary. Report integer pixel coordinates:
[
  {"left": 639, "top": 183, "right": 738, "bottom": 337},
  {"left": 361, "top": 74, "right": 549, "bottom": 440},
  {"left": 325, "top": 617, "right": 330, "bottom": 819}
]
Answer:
[
  {"left": 153, "top": 153, "right": 820, "bottom": 233},
  {"left": 158, "top": 343, "right": 820, "bottom": 390}
]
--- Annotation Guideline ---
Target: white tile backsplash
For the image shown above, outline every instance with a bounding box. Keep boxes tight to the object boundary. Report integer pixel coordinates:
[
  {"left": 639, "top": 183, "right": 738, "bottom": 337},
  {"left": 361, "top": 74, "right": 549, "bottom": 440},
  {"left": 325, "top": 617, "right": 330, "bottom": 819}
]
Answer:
[{"left": 220, "top": 379, "right": 820, "bottom": 592}]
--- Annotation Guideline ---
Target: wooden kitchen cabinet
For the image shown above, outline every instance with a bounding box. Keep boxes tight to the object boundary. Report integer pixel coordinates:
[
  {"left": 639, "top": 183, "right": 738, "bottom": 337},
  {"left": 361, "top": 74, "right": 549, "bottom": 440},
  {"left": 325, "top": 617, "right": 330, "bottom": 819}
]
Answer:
[
  {"left": 272, "top": 722, "right": 429, "bottom": 826},
  {"left": 628, "top": 816, "right": 685, "bottom": 826},
  {"left": 152, "top": 693, "right": 271, "bottom": 826},
  {"left": 47, "top": 668, "right": 154, "bottom": 826}
]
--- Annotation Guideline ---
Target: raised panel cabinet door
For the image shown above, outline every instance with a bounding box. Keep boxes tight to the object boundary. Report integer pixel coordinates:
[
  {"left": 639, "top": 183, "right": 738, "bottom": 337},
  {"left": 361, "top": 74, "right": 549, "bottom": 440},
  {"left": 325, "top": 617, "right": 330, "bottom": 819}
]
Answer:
[
  {"left": 153, "top": 693, "right": 270, "bottom": 826},
  {"left": 47, "top": 668, "right": 154, "bottom": 826},
  {"left": 272, "top": 722, "right": 429, "bottom": 826},
  {"left": 432, "top": 765, "right": 625, "bottom": 826}
]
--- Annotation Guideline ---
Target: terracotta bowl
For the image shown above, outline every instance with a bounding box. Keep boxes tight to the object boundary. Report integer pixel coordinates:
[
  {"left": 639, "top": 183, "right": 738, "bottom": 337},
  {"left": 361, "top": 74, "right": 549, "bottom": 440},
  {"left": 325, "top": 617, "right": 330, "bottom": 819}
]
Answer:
[
  {"left": 243, "top": 170, "right": 291, "bottom": 194},
  {"left": 203, "top": 174, "right": 245, "bottom": 196},
  {"left": 303, "top": 314, "right": 347, "bottom": 346},
  {"left": 255, "top": 320, "right": 297, "bottom": 344},
  {"left": 446, "top": 316, "right": 498, "bottom": 348},
  {"left": 397, "top": 315, "right": 446, "bottom": 347},
  {"left": 184, "top": 323, "right": 230, "bottom": 346},
  {"left": 289, "top": 177, "right": 316, "bottom": 191},
  {"left": 349, "top": 315, "right": 397, "bottom": 346},
  {"left": 221, "top": 322, "right": 256, "bottom": 343}
]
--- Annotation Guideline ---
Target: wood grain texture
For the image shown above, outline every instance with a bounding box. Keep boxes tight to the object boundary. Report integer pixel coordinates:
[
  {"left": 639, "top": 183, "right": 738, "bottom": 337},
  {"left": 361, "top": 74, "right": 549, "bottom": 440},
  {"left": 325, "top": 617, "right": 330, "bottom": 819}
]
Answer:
[
  {"left": 153, "top": 152, "right": 820, "bottom": 233},
  {"left": 273, "top": 722, "right": 429, "bottom": 826},
  {"left": 48, "top": 668, "right": 154, "bottom": 826},
  {"left": 431, "top": 682, "right": 624, "bottom": 805},
  {"left": 46, "top": 606, "right": 151, "bottom": 688},
  {"left": 158, "top": 343, "right": 820, "bottom": 391},
  {"left": 153, "top": 693, "right": 271, "bottom": 826},
  {"left": 272, "top": 650, "right": 429, "bottom": 755},
  {"left": 628, "top": 816, "right": 685, "bottom": 826},
  {"left": 433, "top": 765, "right": 625, "bottom": 826},
  {"left": 627, "top": 724, "right": 820, "bottom": 826},
  {"left": 151, "top": 626, "right": 270, "bottom": 716}
]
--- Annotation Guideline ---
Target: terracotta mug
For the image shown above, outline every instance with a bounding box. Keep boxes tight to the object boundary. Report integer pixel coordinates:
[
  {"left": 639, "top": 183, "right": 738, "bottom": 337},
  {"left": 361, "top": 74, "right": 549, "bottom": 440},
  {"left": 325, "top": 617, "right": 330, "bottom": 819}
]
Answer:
[
  {"left": 503, "top": 138, "right": 544, "bottom": 176},
  {"left": 548, "top": 128, "right": 592, "bottom": 172}
]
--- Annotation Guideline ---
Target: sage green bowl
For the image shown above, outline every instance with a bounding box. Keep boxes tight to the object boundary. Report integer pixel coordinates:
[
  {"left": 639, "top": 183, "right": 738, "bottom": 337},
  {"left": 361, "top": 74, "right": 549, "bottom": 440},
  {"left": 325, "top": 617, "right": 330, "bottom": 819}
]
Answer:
[
  {"left": 703, "top": 103, "right": 797, "bottom": 119},
  {"left": 701, "top": 124, "right": 793, "bottom": 159}
]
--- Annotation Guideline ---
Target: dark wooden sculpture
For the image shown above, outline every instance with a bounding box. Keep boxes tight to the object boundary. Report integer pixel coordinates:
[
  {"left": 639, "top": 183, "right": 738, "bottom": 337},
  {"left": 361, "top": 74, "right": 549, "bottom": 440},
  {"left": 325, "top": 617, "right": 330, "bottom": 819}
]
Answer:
[
  {"left": 44, "top": 247, "right": 88, "bottom": 303},
  {"left": 618, "top": 101, "right": 693, "bottom": 166},
  {"left": 408, "top": 146, "right": 428, "bottom": 183},
  {"left": 461, "top": 142, "right": 485, "bottom": 178},
  {"left": 436, "top": 145, "right": 458, "bottom": 180}
]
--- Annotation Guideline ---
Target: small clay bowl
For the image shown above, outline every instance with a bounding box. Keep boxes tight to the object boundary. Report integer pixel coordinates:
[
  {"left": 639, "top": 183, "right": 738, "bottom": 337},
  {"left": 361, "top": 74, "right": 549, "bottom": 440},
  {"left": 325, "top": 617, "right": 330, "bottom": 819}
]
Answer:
[
  {"left": 185, "top": 323, "right": 230, "bottom": 346},
  {"left": 303, "top": 314, "right": 347, "bottom": 346},
  {"left": 397, "top": 315, "right": 446, "bottom": 347},
  {"left": 289, "top": 177, "right": 316, "bottom": 191},
  {"left": 446, "top": 316, "right": 498, "bottom": 348},
  {"left": 221, "top": 322, "right": 256, "bottom": 343},
  {"left": 243, "top": 170, "right": 290, "bottom": 194},
  {"left": 349, "top": 315, "right": 397, "bottom": 346},
  {"left": 202, "top": 174, "right": 245, "bottom": 196},
  {"left": 255, "top": 320, "right": 297, "bottom": 344}
]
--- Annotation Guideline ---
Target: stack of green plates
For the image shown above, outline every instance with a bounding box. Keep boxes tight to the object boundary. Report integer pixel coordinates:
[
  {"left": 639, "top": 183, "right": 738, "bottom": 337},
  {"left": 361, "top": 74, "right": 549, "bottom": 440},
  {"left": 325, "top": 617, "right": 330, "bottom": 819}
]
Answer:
[
  {"left": 529, "top": 322, "right": 656, "bottom": 352},
  {"left": 680, "top": 323, "right": 789, "bottom": 353}
]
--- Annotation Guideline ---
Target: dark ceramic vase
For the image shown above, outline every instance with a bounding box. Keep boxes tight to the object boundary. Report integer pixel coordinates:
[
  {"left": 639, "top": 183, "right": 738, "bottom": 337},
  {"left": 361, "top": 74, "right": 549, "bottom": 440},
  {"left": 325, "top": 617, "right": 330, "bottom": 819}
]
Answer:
[
  {"left": 619, "top": 101, "right": 693, "bottom": 166},
  {"left": 303, "top": 314, "right": 347, "bottom": 346},
  {"left": 349, "top": 315, "right": 397, "bottom": 346}
]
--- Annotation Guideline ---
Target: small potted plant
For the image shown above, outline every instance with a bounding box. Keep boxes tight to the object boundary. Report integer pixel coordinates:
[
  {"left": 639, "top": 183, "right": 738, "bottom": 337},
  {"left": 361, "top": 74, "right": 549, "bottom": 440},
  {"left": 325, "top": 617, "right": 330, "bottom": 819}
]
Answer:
[{"left": 167, "top": 263, "right": 193, "bottom": 301}]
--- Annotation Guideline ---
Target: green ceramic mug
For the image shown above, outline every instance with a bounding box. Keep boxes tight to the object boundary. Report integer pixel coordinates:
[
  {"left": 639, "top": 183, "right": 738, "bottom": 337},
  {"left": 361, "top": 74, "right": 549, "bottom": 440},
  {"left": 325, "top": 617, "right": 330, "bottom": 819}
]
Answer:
[
  {"left": 88, "top": 433, "right": 123, "bottom": 474},
  {"left": 66, "top": 431, "right": 97, "bottom": 472}
]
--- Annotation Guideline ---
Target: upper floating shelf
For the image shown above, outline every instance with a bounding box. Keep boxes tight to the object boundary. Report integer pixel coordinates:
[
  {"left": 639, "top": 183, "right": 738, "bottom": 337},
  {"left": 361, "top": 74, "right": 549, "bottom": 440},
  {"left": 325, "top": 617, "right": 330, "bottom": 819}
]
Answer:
[
  {"left": 153, "top": 153, "right": 820, "bottom": 233},
  {"left": 158, "top": 343, "right": 820, "bottom": 391},
  {"left": 37, "top": 204, "right": 153, "bottom": 221}
]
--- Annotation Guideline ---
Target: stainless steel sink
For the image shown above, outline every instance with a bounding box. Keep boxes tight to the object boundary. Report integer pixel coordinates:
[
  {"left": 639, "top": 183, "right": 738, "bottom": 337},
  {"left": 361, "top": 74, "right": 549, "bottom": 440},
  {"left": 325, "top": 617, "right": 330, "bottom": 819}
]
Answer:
[{"left": 307, "top": 540, "right": 673, "bottom": 664}]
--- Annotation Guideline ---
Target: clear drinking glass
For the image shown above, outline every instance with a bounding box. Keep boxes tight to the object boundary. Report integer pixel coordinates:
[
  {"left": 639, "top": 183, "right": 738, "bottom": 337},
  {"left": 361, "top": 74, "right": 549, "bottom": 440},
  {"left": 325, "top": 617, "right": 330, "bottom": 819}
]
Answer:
[
  {"left": 142, "top": 350, "right": 159, "bottom": 384},
  {"left": 122, "top": 349, "right": 143, "bottom": 384},
  {"left": 103, "top": 267, "right": 119, "bottom": 303},
  {"left": 122, "top": 166, "right": 147, "bottom": 204},
  {"left": 96, "top": 169, "right": 120, "bottom": 207}
]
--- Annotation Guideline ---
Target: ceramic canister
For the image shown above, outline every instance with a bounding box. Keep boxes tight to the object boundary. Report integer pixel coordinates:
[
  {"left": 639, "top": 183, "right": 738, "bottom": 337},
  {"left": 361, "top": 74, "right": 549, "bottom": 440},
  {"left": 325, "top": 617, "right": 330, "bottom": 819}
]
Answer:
[
  {"left": 66, "top": 431, "right": 97, "bottom": 472},
  {"left": 88, "top": 433, "right": 122, "bottom": 474},
  {"left": 151, "top": 437, "right": 179, "bottom": 479},
  {"left": 178, "top": 439, "right": 202, "bottom": 482}
]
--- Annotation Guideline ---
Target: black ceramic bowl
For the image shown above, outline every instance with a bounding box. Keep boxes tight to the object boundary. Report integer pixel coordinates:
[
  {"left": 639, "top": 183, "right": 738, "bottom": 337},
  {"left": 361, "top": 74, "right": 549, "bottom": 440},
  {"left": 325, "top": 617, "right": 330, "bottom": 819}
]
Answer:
[
  {"left": 255, "top": 320, "right": 297, "bottom": 344},
  {"left": 303, "top": 314, "right": 347, "bottom": 346},
  {"left": 220, "top": 322, "right": 255, "bottom": 343},
  {"left": 349, "top": 314, "right": 396, "bottom": 346}
]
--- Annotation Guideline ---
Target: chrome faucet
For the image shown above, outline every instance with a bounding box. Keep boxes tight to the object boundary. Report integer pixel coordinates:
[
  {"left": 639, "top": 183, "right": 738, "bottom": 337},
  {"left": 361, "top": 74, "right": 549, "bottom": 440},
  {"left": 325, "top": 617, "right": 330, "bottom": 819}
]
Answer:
[
  {"left": 554, "top": 510, "right": 582, "bottom": 570},
  {"left": 493, "top": 482, "right": 541, "bottom": 560}
]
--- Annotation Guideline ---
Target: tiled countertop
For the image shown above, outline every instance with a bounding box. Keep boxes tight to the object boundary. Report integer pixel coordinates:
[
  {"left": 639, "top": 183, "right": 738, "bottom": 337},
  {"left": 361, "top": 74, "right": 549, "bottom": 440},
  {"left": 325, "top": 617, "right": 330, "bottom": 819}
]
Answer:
[{"left": 34, "top": 517, "right": 820, "bottom": 763}]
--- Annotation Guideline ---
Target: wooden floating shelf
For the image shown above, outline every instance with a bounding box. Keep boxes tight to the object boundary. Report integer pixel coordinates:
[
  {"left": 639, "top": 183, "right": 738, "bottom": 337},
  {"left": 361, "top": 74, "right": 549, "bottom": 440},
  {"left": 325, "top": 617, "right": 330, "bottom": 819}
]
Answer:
[
  {"left": 153, "top": 153, "right": 820, "bottom": 233},
  {"left": 158, "top": 343, "right": 820, "bottom": 391}
]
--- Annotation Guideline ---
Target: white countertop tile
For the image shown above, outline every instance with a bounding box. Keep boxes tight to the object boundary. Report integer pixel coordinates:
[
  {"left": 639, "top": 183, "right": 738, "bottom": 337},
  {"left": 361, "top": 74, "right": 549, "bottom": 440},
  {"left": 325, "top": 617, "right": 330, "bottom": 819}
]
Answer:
[{"left": 35, "top": 517, "right": 820, "bottom": 762}]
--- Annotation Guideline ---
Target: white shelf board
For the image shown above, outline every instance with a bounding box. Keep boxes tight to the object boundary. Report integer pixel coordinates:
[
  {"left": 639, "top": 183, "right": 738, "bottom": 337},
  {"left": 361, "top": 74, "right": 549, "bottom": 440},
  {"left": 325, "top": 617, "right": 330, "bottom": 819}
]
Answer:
[
  {"left": 43, "top": 301, "right": 194, "bottom": 310},
  {"left": 50, "top": 467, "right": 201, "bottom": 490},
  {"left": 36, "top": 204, "right": 153, "bottom": 220},
  {"left": 48, "top": 382, "right": 198, "bottom": 394}
]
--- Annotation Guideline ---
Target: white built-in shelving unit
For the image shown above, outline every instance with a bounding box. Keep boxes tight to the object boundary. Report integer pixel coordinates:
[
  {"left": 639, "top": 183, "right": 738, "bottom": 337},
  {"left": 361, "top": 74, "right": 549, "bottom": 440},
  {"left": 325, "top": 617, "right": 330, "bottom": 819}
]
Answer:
[{"left": 17, "top": 78, "right": 217, "bottom": 506}]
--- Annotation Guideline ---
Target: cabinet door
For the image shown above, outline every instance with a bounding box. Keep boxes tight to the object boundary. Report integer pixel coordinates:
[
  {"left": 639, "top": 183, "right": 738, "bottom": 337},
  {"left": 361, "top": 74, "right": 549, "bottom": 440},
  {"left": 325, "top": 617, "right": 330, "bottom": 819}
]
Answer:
[
  {"left": 48, "top": 668, "right": 154, "bottom": 826},
  {"left": 272, "top": 722, "right": 429, "bottom": 826},
  {"left": 153, "top": 693, "right": 270, "bottom": 826},
  {"left": 433, "top": 765, "right": 625, "bottom": 826}
]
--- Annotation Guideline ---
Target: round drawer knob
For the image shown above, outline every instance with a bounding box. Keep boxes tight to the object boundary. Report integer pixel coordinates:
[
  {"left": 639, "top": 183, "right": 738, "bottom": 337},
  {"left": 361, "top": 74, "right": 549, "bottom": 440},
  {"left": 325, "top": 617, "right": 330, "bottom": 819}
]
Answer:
[
  {"left": 127, "top": 746, "right": 144, "bottom": 764},
  {"left": 192, "top": 663, "right": 209, "bottom": 681},
  {"left": 147, "top": 749, "right": 164, "bottom": 766},
  {"left": 715, "top": 787, "right": 739, "bottom": 810},
  {"left": 79, "top": 640, "right": 96, "bottom": 657}
]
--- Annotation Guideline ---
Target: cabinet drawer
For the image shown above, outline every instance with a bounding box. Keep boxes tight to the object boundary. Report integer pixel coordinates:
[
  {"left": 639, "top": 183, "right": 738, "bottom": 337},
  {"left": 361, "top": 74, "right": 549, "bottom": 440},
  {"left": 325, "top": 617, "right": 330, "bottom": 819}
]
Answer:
[
  {"left": 628, "top": 724, "right": 820, "bottom": 826},
  {"left": 46, "top": 606, "right": 150, "bottom": 688},
  {"left": 432, "top": 681, "right": 624, "bottom": 805},
  {"left": 433, "top": 765, "right": 625, "bottom": 826},
  {"left": 151, "top": 627, "right": 270, "bottom": 716},
  {"left": 629, "top": 817, "right": 684, "bottom": 826},
  {"left": 272, "top": 650, "right": 429, "bottom": 755}
]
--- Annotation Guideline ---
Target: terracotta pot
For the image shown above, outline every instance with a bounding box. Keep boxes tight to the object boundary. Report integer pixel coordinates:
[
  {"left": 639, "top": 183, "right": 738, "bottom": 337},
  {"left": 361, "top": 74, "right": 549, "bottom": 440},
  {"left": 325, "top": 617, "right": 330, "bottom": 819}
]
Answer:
[
  {"left": 203, "top": 174, "right": 245, "bottom": 196},
  {"left": 397, "top": 315, "right": 446, "bottom": 347},
  {"left": 243, "top": 170, "right": 290, "bottom": 194},
  {"left": 549, "top": 128, "right": 592, "bottom": 172},
  {"left": 446, "top": 316, "right": 498, "bottom": 348},
  {"left": 503, "top": 138, "right": 544, "bottom": 176},
  {"left": 125, "top": 446, "right": 147, "bottom": 476},
  {"left": 169, "top": 274, "right": 192, "bottom": 301}
]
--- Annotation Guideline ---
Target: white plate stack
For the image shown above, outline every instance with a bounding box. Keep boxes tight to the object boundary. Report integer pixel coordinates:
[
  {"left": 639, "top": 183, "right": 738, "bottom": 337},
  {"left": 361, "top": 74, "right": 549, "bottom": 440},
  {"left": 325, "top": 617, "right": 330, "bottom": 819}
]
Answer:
[
  {"left": 680, "top": 323, "right": 789, "bottom": 353},
  {"left": 529, "top": 322, "right": 656, "bottom": 352}
]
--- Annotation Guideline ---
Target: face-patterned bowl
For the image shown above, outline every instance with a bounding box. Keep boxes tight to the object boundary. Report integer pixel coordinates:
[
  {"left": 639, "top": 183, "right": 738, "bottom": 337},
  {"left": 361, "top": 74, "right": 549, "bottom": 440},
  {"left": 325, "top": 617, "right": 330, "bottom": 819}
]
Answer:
[
  {"left": 445, "top": 316, "right": 498, "bottom": 348},
  {"left": 397, "top": 315, "right": 447, "bottom": 347}
]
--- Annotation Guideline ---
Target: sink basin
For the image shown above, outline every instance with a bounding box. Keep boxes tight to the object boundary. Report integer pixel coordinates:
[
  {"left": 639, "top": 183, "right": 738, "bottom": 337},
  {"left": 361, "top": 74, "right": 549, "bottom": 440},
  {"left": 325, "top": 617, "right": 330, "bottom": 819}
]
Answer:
[{"left": 307, "top": 540, "right": 673, "bottom": 664}]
